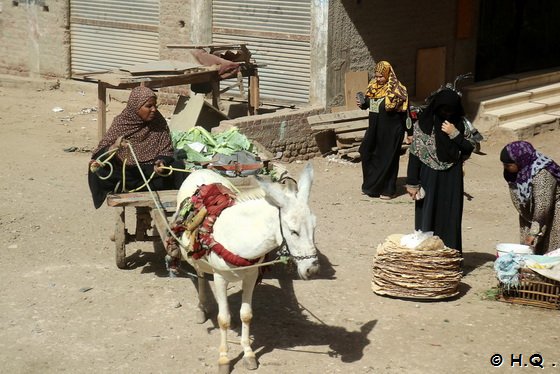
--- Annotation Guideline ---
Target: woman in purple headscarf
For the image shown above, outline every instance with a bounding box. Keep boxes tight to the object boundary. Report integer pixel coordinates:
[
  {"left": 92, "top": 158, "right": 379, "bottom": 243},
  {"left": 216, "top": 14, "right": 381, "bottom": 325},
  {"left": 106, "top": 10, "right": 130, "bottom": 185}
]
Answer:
[
  {"left": 500, "top": 141, "right": 560, "bottom": 254},
  {"left": 88, "top": 86, "right": 187, "bottom": 209}
]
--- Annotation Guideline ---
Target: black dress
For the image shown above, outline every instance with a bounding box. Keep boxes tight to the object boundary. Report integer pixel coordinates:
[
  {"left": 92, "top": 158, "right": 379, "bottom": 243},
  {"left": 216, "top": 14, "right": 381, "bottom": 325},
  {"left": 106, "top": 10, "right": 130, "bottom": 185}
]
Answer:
[
  {"left": 88, "top": 148, "right": 187, "bottom": 209},
  {"left": 406, "top": 126, "right": 474, "bottom": 253},
  {"left": 408, "top": 155, "right": 466, "bottom": 252},
  {"left": 359, "top": 98, "right": 408, "bottom": 197}
]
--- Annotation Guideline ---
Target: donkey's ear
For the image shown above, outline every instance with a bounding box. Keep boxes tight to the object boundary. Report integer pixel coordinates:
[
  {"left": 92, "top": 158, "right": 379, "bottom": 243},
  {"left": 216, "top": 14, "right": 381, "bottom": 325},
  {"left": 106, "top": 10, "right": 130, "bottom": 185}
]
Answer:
[
  {"left": 280, "top": 177, "right": 298, "bottom": 194},
  {"left": 296, "top": 163, "right": 314, "bottom": 203},
  {"left": 257, "top": 179, "right": 289, "bottom": 208}
]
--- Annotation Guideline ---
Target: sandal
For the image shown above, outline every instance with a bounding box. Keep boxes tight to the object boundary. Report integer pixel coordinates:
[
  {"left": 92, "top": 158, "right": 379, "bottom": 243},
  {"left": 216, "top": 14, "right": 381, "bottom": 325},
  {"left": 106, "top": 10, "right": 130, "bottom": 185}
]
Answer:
[{"left": 379, "top": 195, "right": 393, "bottom": 200}]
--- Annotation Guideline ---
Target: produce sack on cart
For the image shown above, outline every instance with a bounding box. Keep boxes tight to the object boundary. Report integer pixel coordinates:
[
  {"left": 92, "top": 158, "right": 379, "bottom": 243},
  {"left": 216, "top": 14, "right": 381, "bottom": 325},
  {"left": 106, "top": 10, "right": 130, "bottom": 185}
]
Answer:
[{"left": 172, "top": 126, "right": 270, "bottom": 177}]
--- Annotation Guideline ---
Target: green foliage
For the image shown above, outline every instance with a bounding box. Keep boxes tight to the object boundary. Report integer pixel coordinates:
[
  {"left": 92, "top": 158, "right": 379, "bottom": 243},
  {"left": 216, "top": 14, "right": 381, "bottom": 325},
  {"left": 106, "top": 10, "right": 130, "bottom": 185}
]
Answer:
[
  {"left": 480, "top": 287, "right": 500, "bottom": 300},
  {"left": 172, "top": 126, "right": 256, "bottom": 161},
  {"left": 258, "top": 166, "right": 279, "bottom": 182}
]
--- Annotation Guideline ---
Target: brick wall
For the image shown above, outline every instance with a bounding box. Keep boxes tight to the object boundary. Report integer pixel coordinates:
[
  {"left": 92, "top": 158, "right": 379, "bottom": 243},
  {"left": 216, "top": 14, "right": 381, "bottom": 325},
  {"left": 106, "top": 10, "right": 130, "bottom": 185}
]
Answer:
[
  {"left": 213, "top": 106, "right": 327, "bottom": 162},
  {"left": 0, "top": 0, "right": 70, "bottom": 77}
]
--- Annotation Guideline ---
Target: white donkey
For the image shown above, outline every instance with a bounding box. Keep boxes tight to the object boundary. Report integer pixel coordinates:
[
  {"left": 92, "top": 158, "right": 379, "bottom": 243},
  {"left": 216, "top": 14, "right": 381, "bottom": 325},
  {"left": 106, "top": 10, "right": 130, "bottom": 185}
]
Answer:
[{"left": 174, "top": 163, "right": 319, "bottom": 373}]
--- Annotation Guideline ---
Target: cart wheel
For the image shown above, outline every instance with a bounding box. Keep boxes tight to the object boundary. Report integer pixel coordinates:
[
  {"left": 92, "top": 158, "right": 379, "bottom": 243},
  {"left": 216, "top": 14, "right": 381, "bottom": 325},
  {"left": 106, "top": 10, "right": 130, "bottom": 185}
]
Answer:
[{"left": 115, "top": 208, "right": 127, "bottom": 269}]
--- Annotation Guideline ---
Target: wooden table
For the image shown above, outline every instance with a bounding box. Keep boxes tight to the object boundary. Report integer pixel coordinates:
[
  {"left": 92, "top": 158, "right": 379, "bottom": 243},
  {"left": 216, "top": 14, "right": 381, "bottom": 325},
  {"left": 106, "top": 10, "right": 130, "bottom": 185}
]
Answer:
[{"left": 82, "top": 68, "right": 221, "bottom": 140}]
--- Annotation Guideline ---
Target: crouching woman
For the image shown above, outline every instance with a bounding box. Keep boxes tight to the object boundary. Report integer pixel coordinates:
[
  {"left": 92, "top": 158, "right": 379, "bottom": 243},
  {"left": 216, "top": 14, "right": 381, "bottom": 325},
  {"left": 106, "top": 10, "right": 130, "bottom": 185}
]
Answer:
[{"left": 500, "top": 141, "right": 560, "bottom": 254}]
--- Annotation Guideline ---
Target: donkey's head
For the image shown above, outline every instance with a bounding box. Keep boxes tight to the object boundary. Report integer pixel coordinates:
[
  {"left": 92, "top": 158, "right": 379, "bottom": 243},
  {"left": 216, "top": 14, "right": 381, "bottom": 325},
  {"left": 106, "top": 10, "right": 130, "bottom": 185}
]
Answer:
[{"left": 258, "top": 163, "right": 319, "bottom": 280}]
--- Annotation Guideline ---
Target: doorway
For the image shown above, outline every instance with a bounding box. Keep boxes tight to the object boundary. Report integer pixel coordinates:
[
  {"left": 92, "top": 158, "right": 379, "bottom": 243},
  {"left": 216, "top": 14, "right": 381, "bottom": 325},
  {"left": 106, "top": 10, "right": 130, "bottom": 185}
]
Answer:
[{"left": 475, "top": 0, "right": 560, "bottom": 81}]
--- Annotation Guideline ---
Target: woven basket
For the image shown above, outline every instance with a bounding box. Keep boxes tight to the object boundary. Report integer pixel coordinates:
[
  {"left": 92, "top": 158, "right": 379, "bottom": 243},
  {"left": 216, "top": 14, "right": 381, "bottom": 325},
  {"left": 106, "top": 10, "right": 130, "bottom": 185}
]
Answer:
[{"left": 498, "top": 268, "right": 560, "bottom": 310}]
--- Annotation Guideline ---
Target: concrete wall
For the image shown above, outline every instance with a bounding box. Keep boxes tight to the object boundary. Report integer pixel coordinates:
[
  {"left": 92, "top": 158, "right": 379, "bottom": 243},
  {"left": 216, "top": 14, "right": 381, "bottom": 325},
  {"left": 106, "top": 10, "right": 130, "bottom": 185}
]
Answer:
[
  {"left": 0, "top": 0, "right": 70, "bottom": 77},
  {"left": 214, "top": 107, "right": 327, "bottom": 162},
  {"left": 157, "top": 0, "right": 195, "bottom": 97},
  {"left": 327, "top": 0, "right": 479, "bottom": 107}
]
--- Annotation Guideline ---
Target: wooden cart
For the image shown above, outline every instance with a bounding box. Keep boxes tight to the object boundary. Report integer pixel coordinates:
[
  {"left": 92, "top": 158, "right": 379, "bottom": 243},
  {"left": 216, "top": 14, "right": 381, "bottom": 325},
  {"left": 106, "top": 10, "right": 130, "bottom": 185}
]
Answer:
[
  {"left": 104, "top": 172, "right": 269, "bottom": 269},
  {"left": 106, "top": 190, "right": 179, "bottom": 269}
]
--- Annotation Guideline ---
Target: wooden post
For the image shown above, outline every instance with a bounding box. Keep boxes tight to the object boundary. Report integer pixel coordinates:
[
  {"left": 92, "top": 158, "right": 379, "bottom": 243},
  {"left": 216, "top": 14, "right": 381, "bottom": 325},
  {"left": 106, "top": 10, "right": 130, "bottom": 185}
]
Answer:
[
  {"left": 97, "top": 83, "right": 107, "bottom": 141},
  {"left": 211, "top": 79, "right": 220, "bottom": 108},
  {"left": 248, "top": 70, "right": 260, "bottom": 115}
]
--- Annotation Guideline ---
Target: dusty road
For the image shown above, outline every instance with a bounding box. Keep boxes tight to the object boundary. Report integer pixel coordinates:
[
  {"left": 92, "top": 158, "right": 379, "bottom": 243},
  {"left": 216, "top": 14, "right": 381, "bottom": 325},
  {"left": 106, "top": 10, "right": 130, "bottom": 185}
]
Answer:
[{"left": 0, "top": 76, "right": 559, "bottom": 374}]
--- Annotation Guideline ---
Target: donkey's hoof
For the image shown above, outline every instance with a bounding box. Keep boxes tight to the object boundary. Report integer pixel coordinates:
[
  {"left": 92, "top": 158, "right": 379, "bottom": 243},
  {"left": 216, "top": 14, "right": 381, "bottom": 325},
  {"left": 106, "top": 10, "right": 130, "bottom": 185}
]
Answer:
[
  {"left": 195, "top": 310, "right": 207, "bottom": 324},
  {"left": 243, "top": 356, "right": 258, "bottom": 370}
]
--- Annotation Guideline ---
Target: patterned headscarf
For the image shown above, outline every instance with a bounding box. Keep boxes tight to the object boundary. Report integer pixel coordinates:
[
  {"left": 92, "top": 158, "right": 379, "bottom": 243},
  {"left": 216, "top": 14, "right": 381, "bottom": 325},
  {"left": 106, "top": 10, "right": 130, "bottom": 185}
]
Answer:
[
  {"left": 416, "top": 88, "right": 466, "bottom": 164},
  {"left": 92, "top": 86, "right": 174, "bottom": 165},
  {"left": 501, "top": 141, "right": 560, "bottom": 205},
  {"left": 365, "top": 60, "right": 409, "bottom": 112}
]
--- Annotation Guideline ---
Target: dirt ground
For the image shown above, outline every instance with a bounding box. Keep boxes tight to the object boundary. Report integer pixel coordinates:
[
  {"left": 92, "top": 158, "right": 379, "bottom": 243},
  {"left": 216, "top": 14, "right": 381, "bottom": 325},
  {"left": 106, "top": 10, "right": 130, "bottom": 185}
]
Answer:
[{"left": 1, "top": 76, "right": 559, "bottom": 374}]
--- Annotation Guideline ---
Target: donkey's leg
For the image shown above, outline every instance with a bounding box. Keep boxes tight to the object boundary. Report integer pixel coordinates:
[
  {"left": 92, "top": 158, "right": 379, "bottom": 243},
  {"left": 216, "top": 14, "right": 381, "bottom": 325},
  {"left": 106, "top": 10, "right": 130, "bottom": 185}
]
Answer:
[
  {"left": 240, "top": 269, "right": 259, "bottom": 370},
  {"left": 213, "top": 274, "right": 232, "bottom": 374},
  {"left": 195, "top": 272, "right": 209, "bottom": 324}
]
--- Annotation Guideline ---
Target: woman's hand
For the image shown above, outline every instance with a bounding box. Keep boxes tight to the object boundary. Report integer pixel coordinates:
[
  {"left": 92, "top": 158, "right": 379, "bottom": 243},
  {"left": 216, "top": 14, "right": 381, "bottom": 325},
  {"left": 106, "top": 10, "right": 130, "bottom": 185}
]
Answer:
[
  {"left": 89, "top": 159, "right": 101, "bottom": 173},
  {"left": 441, "top": 121, "right": 457, "bottom": 135},
  {"left": 524, "top": 235, "right": 536, "bottom": 246},
  {"left": 154, "top": 159, "right": 166, "bottom": 175},
  {"left": 406, "top": 185, "right": 419, "bottom": 200}
]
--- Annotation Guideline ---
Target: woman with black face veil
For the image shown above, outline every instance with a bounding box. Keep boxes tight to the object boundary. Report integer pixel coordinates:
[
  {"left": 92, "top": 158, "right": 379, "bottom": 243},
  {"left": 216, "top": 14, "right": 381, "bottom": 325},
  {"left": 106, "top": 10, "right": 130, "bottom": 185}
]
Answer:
[{"left": 405, "top": 88, "right": 474, "bottom": 253}]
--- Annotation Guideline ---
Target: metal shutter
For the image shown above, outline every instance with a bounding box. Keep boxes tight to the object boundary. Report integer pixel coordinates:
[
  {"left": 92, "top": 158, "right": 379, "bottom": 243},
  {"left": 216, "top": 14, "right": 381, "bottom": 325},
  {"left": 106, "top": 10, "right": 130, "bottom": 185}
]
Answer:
[
  {"left": 70, "top": 0, "right": 160, "bottom": 75},
  {"left": 212, "top": 0, "right": 311, "bottom": 104}
]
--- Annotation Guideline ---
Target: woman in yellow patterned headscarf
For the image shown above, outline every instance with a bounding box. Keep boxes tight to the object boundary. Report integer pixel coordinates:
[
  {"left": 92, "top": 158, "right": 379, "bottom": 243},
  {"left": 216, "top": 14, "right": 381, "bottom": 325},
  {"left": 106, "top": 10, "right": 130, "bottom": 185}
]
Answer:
[
  {"left": 365, "top": 60, "right": 409, "bottom": 112},
  {"left": 358, "top": 60, "right": 411, "bottom": 199}
]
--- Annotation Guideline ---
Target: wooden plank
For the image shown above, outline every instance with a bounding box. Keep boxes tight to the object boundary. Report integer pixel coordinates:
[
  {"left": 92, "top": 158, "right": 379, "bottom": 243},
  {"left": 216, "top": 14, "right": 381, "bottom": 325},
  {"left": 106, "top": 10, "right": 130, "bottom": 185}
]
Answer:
[
  {"left": 106, "top": 190, "right": 179, "bottom": 209},
  {"left": 120, "top": 60, "right": 202, "bottom": 75},
  {"left": 311, "top": 118, "right": 368, "bottom": 133},
  {"left": 330, "top": 105, "right": 347, "bottom": 113},
  {"left": 307, "top": 110, "right": 367, "bottom": 126},
  {"left": 346, "top": 152, "right": 361, "bottom": 159},
  {"left": 106, "top": 176, "right": 264, "bottom": 210},
  {"left": 337, "top": 145, "right": 360, "bottom": 155},
  {"left": 345, "top": 71, "right": 369, "bottom": 110},
  {"left": 337, "top": 141, "right": 361, "bottom": 149},
  {"left": 336, "top": 129, "right": 366, "bottom": 141},
  {"left": 150, "top": 209, "right": 173, "bottom": 240}
]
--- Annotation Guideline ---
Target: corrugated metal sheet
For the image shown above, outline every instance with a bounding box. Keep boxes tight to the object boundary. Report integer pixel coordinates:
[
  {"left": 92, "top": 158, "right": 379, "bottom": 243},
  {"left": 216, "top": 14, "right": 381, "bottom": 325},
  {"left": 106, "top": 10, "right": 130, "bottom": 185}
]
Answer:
[
  {"left": 212, "top": 0, "right": 311, "bottom": 104},
  {"left": 72, "top": 0, "right": 160, "bottom": 25},
  {"left": 70, "top": 0, "right": 160, "bottom": 75}
]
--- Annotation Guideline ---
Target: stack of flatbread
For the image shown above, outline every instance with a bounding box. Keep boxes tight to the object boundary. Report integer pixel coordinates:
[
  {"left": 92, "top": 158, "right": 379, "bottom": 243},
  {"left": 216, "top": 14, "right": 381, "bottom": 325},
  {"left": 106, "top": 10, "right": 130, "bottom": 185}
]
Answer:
[{"left": 372, "top": 234, "right": 462, "bottom": 299}]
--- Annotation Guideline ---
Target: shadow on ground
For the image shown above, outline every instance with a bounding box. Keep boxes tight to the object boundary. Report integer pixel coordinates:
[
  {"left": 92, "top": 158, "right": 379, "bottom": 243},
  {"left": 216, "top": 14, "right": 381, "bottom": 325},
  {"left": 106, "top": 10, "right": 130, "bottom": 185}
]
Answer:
[
  {"left": 463, "top": 251, "right": 496, "bottom": 276},
  {"left": 170, "top": 249, "right": 374, "bottom": 367}
]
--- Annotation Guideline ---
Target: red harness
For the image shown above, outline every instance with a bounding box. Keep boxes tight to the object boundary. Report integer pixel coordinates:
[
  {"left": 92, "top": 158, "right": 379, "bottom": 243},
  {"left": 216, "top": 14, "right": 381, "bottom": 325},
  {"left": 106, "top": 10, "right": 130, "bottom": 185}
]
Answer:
[{"left": 175, "top": 183, "right": 261, "bottom": 267}]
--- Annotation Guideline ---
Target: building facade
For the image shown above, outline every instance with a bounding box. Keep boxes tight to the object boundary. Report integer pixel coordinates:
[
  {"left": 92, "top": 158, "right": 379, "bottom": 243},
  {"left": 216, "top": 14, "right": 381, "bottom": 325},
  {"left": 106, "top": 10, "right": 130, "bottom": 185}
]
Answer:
[{"left": 2, "top": 1, "right": 558, "bottom": 109}]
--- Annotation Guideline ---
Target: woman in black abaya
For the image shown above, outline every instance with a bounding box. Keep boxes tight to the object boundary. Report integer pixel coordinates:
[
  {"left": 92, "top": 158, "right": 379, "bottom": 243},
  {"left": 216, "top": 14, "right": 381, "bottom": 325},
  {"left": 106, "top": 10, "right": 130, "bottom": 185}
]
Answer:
[
  {"left": 405, "top": 89, "right": 474, "bottom": 253},
  {"left": 357, "top": 61, "right": 410, "bottom": 199},
  {"left": 88, "top": 86, "right": 187, "bottom": 209}
]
